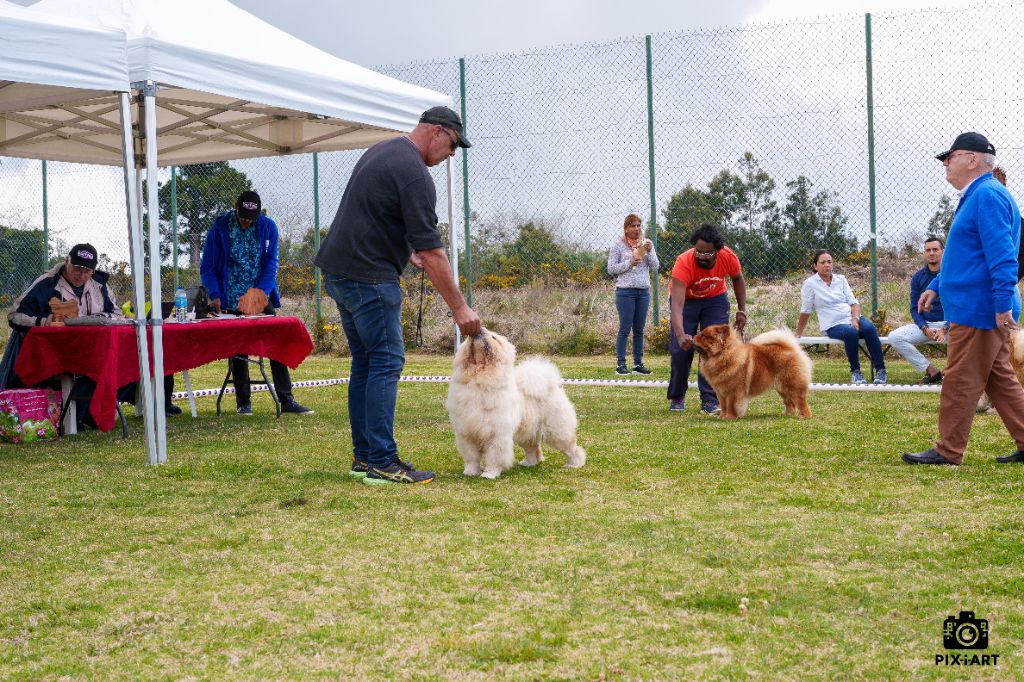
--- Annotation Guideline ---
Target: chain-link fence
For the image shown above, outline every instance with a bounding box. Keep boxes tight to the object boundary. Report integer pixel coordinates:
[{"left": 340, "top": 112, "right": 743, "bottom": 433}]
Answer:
[{"left": 2, "top": 3, "right": 1021, "bottom": 348}]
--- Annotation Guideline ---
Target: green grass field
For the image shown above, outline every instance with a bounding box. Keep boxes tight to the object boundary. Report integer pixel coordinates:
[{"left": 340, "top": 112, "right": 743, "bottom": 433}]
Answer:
[{"left": 2, "top": 354, "right": 1022, "bottom": 680}]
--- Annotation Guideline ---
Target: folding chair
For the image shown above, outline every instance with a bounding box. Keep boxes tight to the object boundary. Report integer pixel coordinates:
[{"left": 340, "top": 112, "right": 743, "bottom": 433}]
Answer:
[{"left": 215, "top": 355, "right": 281, "bottom": 417}]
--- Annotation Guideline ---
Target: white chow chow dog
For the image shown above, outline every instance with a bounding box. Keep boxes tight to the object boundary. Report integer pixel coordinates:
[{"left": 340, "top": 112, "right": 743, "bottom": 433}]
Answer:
[{"left": 446, "top": 329, "right": 586, "bottom": 479}]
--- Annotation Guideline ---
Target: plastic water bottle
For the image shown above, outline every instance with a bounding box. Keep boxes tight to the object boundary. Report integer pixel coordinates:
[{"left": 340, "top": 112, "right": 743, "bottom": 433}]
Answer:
[{"left": 174, "top": 287, "right": 188, "bottom": 323}]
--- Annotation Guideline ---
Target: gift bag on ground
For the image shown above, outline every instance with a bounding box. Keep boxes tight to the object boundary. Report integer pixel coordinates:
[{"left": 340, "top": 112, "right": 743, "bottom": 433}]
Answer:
[{"left": 0, "top": 388, "right": 61, "bottom": 444}]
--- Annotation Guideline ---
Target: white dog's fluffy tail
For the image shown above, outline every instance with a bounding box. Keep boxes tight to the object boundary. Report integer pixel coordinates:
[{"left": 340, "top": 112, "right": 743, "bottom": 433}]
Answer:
[{"left": 515, "top": 357, "right": 562, "bottom": 400}]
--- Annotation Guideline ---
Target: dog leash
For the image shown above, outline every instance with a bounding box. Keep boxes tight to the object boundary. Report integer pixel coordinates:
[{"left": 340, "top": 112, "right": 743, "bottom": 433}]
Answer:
[{"left": 415, "top": 269, "right": 425, "bottom": 347}]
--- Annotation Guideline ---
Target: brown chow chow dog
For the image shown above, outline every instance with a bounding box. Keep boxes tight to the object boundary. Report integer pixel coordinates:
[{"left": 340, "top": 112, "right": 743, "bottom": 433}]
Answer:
[
  {"left": 978, "top": 329, "right": 1024, "bottom": 413},
  {"left": 692, "top": 324, "right": 813, "bottom": 420}
]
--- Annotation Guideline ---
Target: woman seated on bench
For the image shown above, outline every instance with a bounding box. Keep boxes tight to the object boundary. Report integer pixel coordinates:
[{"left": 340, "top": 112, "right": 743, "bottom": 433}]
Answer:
[{"left": 794, "top": 249, "right": 887, "bottom": 385}]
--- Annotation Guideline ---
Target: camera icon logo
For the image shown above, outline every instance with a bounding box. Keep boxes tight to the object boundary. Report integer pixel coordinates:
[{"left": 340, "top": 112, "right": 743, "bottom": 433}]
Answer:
[{"left": 943, "top": 611, "right": 988, "bottom": 649}]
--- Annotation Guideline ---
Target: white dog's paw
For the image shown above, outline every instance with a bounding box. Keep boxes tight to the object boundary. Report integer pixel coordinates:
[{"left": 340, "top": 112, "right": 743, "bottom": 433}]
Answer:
[
  {"left": 564, "top": 447, "right": 587, "bottom": 468},
  {"left": 519, "top": 458, "right": 539, "bottom": 467},
  {"left": 480, "top": 469, "right": 502, "bottom": 480},
  {"left": 462, "top": 464, "right": 482, "bottom": 477}
]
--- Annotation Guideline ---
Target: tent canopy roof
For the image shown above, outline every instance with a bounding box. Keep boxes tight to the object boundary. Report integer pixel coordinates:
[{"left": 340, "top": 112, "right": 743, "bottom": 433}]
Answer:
[
  {"left": 0, "top": 0, "right": 131, "bottom": 163},
  {"left": 3, "top": 0, "right": 449, "bottom": 166}
]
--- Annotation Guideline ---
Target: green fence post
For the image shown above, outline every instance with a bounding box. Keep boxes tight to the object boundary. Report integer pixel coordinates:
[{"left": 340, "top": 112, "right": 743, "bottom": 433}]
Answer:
[
  {"left": 171, "top": 166, "right": 179, "bottom": 290},
  {"left": 865, "top": 13, "right": 878, "bottom": 317},
  {"left": 41, "top": 160, "right": 48, "bottom": 270},
  {"left": 313, "top": 152, "right": 322, "bottom": 319},
  {"left": 460, "top": 57, "right": 473, "bottom": 307},
  {"left": 645, "top": 35, "right": 660, "bottom": 323}
]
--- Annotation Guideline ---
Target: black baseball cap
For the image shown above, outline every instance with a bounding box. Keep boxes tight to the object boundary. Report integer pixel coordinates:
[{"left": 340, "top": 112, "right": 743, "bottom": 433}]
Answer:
[
  {"left": 935, "top": 132, "right": 996, "bottom": 161},
  {"left": 236, "top": 190, "right": 262, "bottom": 220},
  {"left": 68, "top": 243, "right": 97, "bottom": 270},
  {"left": 419, "top": 106, "right": 472, "bottom": 148}
]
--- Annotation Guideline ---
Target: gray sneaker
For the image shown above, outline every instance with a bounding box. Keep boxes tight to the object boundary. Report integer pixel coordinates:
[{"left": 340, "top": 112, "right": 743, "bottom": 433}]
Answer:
[
  {"left": 364, "top": 459, "right": 435, "bottom": 485},
  {"left": 851, "top": 371, "right": 867, "bottom": 385},
  {"left": 873, "top": 368, "right": 887, "bottom": 385}
]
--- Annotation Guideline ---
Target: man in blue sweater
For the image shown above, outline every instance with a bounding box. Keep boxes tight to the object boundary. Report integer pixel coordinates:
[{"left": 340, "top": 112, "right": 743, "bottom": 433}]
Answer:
[
  {"left": 903, "top": 132, "right": 1024, "bottom": 465},
  {"left": 200, "top": 191, "right": 312, "bottom": 416},
  {"left": 887, "top": 237, "right": 946, "bottom": 384}
]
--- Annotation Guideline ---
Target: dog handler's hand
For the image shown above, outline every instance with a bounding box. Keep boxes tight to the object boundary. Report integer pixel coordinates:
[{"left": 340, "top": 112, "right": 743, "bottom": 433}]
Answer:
[
  {"left": 918, "top": 289, "right": 937, "bottom": 313},
  {"left": 409, "top": 250, "right": 425, "bottom": 269},
  {"left": 996, "top": 310, "right": 1016, "bottom": 332},
  {"left": 680, "top": 333, "right": 694, "bottom": 351},
  {"left": 455, "top": 304, "right": 481, "bottom": 337},
  {"left": 734, "top": 310, "right": 747, "bottom": 333}
]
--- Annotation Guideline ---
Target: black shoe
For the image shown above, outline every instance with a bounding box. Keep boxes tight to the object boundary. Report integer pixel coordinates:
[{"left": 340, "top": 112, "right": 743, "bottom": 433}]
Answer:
[
  {"left": 902, "top": 448, "right": 955, "bottom": 465},
  {"left": 632, "top": 364, "right": 652, "bottom": 375},
  {"left": 919, "top": 371, "right": 944, "bottom": 385},
  {"left": 349, "top": 456, "right": 371, "bottom": 478},
  {"left": 237, "top": 404, "right": 253, "bottom": 416},
  {"left": 165, "top": 403, "right": 183, "bottom": 416},
  {"left": 281, "top": 399, "right": 314, "bottom": 415},
  {"left": 77, "top": 413, "right": 99, "bottom": 431},
  {"left": 365, "top": 459, "right": 435, "bottom": 485},
  {"left": 996, "top": 450, "right": 1024, "bottom": 463},
  {"left": 615, "top": 363, "right": 630, "bottom": 375}
]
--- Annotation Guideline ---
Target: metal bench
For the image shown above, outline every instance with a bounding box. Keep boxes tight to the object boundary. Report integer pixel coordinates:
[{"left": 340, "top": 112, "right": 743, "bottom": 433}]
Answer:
[{"left": 798, "top": 335, "right": 944, "bottom": 381}]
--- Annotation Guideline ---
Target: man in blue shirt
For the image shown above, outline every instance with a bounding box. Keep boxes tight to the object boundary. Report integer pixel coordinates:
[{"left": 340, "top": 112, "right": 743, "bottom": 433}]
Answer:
[
  {"left": 200, "top": 191, "right": 312, "bottom": 416},
  {"left": 903, "top": 132, "right": 1024, "bottom": 465},
  {"left": 887, "top": 237, "right": 946, "bottom": 384}
]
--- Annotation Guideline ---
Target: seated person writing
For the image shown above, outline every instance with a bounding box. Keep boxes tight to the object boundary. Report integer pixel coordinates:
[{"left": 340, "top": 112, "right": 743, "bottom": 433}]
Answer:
[
  {"left": 3, "top": 243, "right": 178, "bottom": 426},
  {"left": 200, "top": 191, "right": 312, "bottom": 415}
]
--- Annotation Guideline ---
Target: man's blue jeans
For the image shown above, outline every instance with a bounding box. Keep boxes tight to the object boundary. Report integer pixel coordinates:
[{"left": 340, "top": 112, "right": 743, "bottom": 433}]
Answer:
[{"left": 325, "top": 275, "right": 405, "bottom": 468}]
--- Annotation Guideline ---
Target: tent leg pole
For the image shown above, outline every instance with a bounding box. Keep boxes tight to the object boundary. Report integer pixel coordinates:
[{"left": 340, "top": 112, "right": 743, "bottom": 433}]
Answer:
[
  {"left": 119, "top": 91, "right": 157, "bottom": 465},
  {"left": 142, "top": 82, "right": 168, "bottom": 464}
]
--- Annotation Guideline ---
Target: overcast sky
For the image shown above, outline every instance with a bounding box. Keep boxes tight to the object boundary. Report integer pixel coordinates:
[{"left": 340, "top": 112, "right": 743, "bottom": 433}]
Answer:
[
  {"left": 12, "top": 0, "right": 975, "bottom": 67},
  {"left": 231, "top": 0, "right": 976, "bottom": 66},
  {"left": 4, "top": 0, "right": 988, "bottom": 263},
  {"left": 258, "top": 0, "right": 979, "bottom": 66}
]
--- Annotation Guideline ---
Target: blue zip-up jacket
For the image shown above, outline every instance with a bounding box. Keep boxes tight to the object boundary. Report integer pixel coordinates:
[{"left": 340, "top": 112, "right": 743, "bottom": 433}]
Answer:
[
  {"left": 199, "top": 210, "right": 281, "bottom": 309},
  {"left": 909, "top": 266, "right": 943, "bottom": 329},
  {"left": 928, "top": 173, "right": 1021, "bottom": 328}
]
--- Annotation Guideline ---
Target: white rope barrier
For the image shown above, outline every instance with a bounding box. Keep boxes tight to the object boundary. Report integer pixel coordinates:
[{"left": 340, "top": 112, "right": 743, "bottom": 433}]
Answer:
[{"left": 170, "top": 375, "right": 941, "bottom": 400}]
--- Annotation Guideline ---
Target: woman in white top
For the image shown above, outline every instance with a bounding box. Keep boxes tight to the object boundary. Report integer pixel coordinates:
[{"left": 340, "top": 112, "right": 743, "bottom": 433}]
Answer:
[{"left": 795, "top": 249, "right": 887, "bottom": 385}]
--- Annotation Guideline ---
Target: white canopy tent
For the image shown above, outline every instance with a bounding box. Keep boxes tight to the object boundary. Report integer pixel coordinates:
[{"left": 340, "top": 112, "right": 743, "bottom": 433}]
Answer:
[
  {"left": 9, "top": 0, "right": 454, "bottom": 463},
  {"left": 0, "top": 0, "right": 164, "bottom": 459}
]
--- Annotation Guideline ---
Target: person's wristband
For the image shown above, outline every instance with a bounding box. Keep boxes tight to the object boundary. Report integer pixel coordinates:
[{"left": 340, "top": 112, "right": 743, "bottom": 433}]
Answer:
[{"left": 736, "top": 310, "right": 747, "bottom": 316}]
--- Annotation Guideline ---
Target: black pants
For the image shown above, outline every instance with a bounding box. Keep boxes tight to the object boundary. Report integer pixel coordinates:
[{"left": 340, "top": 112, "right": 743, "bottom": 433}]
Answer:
[
  {"left": 73, "top": 374, "right": 175, "bottom": 427},
  {"left": 229, "top": 304, "right": 293, "bottom": 406},
  {"left": 231, "top": 357, "right": 293, "bottom": 407},
  {"left": 667, "top": 293, "right": 730, "bottom": 403}
]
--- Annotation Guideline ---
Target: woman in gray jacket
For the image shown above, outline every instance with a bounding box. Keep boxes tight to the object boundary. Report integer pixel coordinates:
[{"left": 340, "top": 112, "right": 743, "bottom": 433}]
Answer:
[{"left": 607, "top": 213, "right": 659, "bottom": 374}]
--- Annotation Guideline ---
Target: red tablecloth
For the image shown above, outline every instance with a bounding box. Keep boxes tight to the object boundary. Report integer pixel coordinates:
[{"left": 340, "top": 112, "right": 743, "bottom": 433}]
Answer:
[{"left": 15, "top": 316, "right": 314, "bottom": 432}]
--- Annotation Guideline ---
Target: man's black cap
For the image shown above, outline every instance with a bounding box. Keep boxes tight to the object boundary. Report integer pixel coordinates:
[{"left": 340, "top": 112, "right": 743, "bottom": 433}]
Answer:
[
  {"left": 419, "top": 106, "right": 472, "bottom": 149},
  {"left": 236, "top": 190, "right": 262, "bottom": 221},
  {"left": 68, "top": 243, "right": 97, "bottom": 270},
  {"left": 935, "top": 132, "right": 996, "bottom": 161}
]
